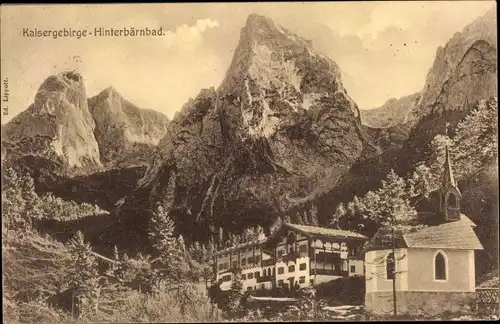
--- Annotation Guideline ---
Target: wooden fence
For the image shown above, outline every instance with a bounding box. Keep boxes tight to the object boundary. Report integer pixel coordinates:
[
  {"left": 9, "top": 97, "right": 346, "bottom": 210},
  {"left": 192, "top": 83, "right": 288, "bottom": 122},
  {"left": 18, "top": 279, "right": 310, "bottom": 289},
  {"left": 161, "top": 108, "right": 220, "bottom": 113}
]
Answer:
[{"left": 476, "top": 288, "right": 499, "bottom": 315}]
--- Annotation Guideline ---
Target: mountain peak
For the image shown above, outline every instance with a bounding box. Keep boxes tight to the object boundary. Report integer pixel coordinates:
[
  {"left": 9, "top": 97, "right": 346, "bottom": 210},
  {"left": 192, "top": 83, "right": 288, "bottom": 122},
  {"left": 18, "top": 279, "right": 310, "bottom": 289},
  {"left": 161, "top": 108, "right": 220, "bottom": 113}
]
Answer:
[
  {"left": 245, "top": 13, "right": 272, "bottom": 27},
  {"left": 3, "top": 71, "right": 102, "bottom": 171},
  {"left": 96, "top": 86, "right": 121, "bottom": 99},
  {"left": 218, "top": 13, "right": 359, "bottom": 135}
]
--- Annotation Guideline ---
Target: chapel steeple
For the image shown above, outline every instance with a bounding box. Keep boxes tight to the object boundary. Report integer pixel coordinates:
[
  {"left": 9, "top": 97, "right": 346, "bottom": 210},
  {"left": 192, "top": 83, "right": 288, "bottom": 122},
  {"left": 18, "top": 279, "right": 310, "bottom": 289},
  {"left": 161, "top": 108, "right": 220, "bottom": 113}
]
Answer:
[{"left": 439, "top": 145, "right": 461, "bottom": 222}]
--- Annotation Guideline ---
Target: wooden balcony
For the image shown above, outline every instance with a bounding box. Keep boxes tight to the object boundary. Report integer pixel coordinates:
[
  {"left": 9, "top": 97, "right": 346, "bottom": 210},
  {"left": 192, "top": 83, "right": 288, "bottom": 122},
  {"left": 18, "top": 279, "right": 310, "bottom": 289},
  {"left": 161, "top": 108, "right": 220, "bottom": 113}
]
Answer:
[
  {"left": 262, "top": 258, "right": 275, "bottom": 267},
  {"left": 310, "top": 268, "right": 348, "bottom": 277}
]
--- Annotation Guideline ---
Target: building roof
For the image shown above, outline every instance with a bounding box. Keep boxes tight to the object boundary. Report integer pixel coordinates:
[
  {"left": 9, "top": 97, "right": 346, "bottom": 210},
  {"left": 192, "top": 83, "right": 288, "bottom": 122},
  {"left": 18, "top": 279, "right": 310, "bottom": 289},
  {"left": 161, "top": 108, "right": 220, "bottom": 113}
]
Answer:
[
  {"left": 284, "top": 223, "right": 368, "bottom": 240},
  {"left": 212, "top": 238, "right": 267, "bottom": 256},
  {"left": 212, "top": 223, "right": 368, "bottom": 257},
  {"left": 364, "top": 215, "right": 483, "bottom": 252},
  {"left": 403, "top": 216, "right": 483, "bottom": 250}
]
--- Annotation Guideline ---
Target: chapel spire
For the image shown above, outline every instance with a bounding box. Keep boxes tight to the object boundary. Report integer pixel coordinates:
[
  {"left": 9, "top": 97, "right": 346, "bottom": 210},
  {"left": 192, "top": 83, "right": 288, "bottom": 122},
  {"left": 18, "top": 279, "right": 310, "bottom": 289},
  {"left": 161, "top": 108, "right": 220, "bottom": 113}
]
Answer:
[{"left": 439, "top": 144, "right": 461, "bottom": 222}]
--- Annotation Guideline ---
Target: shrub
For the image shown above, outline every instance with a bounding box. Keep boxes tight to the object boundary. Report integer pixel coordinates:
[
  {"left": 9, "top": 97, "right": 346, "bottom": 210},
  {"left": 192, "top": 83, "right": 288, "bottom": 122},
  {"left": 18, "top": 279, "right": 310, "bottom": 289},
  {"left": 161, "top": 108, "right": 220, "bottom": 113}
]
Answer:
[{"left": 315, "top": 275, "right": 365, "bottom": 305}]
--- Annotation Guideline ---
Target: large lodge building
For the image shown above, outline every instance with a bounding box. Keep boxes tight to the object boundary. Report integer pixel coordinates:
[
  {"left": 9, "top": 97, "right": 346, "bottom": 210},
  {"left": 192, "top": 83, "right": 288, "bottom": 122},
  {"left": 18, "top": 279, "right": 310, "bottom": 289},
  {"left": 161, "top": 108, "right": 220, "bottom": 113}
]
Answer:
[{"left": 212, "top": 223, "right": 368, "bottom": 292}]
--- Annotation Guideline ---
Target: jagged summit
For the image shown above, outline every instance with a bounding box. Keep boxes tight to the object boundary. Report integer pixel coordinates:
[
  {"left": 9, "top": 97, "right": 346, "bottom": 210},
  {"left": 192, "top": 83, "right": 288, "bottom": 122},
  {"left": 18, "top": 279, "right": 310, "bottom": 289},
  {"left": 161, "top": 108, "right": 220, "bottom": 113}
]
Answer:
[
  {"left": 2, "top": 71, "right": 171, "bottom": 173},
  {"left": 2, "top": 71, "right": 102, "bottom": 171},
  {"left": 98, "top": 86, "right": 120, "bottom": 97},
  {"left": 217, "top": 13, "right": 359, "bottom": 138},
  {"left": 127, "top": 14, "right": 368, "bottom": 241},
  {"left": 88, "top": 86, "right": 170, "bottom": 168}
]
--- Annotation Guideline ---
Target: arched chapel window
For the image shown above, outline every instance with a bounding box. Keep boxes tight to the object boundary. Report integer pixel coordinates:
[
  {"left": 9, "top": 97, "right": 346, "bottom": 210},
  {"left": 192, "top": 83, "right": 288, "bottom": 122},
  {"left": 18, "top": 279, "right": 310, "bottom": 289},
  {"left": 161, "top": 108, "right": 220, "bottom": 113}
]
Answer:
[{"left": 434, "top": 251, "right": 447, "bottom": 281}]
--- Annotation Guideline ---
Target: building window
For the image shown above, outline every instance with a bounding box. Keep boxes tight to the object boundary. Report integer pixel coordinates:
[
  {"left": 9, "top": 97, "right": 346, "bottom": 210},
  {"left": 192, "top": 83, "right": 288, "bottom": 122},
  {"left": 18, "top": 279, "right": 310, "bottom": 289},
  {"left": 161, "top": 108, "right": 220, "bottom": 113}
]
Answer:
[
  {"left": 278, "top": 250, "right": 283, "bottom": 257},
  {"left": 299, "top": 263, "right": 307, "bottom": 271},
  {"left": 263, "top": 269, "right": 267, "bottom": 276},
  {"left": 241, "top": 258, "right": 247, "bottom": 266},
  {"left": 434, "top": 251, "right": 447, "bottom": 281},
  {"left": 248, "top": 273, "right": 254, "bottom": 279},
  {"left": 386, "top": 252, "right": 395, "bottom": 280},
  {"left": 278, "top": 267, "right": 284, "bottom": 274},
  {"left": 278, "top": 280, "right": 284, "bottom": 287},
  {"left": 255, "top": 271, "right": 260, "bottom": 278},
  {"left": 248, "top": 256, "right": 254, "bottom": 264},
  {"left": 232, "top": 261, "right": 238, "bottom": 268},
  {"left": 288, "top": 265, "right": 295, "bottom": 272},
  {"left": 222, "top": 275, "right": 231, "bottom": 282},
  {"left": 260, "top": 284, "right": 265, "bottom": 290},
  {"left": 299, "top": 244, "right": 307, "bottom": 253},
  {"left": 310, "top": 279, "right": 314, "bottom": 285},
  {"left": 255, "top": 256, "right": 260, "bottom": 264},
  {"left": 242, "top": 274, "right": 246, "bottom": 280},
  {"left": 447, "top": 193, "right": 458, "bottom": 208},
  {"left": 218, "top": 264, "right": 223, "bottom": 270},
  {"left": 350, "top": 265, "right": 356, "bottom": 273},
  {"left": 299, "top": 276, "right": 305, "bottom": 284},
  {"left": 247, "top": 286, "right": 253, "bottom": 291}
]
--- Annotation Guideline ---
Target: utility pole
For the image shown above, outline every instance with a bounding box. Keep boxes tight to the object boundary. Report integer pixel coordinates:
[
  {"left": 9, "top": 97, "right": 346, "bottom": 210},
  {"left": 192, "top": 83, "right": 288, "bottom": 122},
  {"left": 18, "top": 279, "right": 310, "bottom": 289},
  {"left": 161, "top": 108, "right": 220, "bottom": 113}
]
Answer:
[{"left": 391, "top": 209, "right": 398, "bottom": 317}]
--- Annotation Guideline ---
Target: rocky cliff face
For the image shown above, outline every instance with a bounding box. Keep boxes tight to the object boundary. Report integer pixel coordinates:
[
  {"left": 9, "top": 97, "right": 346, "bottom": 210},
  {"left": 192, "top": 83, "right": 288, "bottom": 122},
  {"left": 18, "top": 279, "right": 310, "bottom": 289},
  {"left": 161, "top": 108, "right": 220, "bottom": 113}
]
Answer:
[
  {"left": 361, "top": 8, "right": 496, "bottom": 147},
  {"left": 360, "top": 93, "right": 420, "bottom": 128},
  {"left": 2, "top": 72, "right": 170, "bottom": 175},
  {"left": 403, "top": 7, "right": 497, "bottom": 162},
  {"left": 124, "top": 14, "right": 370, "bottom": 240},
  {"left": 88, "top": 87, "right": 170, "bottom": 168},
  {"left": 2, "top": 72, "right": 102, "bottom": 174},
  {"left": 410, "top": 8, "right": 497, "bottom": 124}
]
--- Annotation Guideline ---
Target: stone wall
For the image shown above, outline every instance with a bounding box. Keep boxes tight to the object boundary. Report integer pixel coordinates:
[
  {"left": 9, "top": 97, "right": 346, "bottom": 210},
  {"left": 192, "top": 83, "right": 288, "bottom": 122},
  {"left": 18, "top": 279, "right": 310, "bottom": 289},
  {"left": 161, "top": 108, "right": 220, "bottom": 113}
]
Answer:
[{"left": 365, "top": 291, "right": 476, "bottom": 316}]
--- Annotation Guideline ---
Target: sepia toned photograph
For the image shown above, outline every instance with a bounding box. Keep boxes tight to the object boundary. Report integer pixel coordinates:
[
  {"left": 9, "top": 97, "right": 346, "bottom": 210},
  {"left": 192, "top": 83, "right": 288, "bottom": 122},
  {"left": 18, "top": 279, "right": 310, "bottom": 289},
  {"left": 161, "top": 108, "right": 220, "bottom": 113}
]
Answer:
[{"left": 1, "top": 2, "right": 498, "bottom": 322}]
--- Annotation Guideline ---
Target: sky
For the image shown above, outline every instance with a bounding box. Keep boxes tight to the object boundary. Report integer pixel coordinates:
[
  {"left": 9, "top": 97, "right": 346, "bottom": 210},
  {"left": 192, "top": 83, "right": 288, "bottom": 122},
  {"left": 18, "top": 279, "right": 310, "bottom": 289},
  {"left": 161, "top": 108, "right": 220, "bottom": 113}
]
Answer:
[{"left": 0, "top": 1, "right": 496, "bottom": 124}]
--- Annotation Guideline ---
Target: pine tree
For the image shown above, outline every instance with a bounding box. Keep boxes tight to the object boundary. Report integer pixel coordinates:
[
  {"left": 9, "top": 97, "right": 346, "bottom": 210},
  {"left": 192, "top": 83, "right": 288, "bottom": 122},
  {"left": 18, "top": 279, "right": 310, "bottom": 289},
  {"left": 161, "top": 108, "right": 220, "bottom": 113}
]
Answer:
[
  {"left": 200, "top": 244, "right": 207, "bottom": 263},
  {"left": 192, "top": 241, "right": 201, "bottom": 262},
  {"left": 149, "top": 205, "right": 186, "bottom": 286},
  {"left": 218, "top": 227, "right": 224, "bottom": 248},
  {"left": 408, "top": 163, "right": 434, "bottom": 199},
  {"left": 66, "top": 231, "right": 100, "bottom": 319},
  {"left": 427, "top": 134, "right": 453, "bottom": 186},
  {"left": 453, "top": 97, "right": 498, "bottom": 177},
  {"left": 330, "top": 202, "right": 346, "bottom": 228},
  {"left": 2, "top": 169, "right": 41, "bottom": 233},
  {"left": 229, "top": 232, "right": 236, "bottom": 247},
  {"left": 310, "top": 204, "right": 319, "bottom": 226},
  {"left": 113, "top": 245, "right": 119, "bottom": 261},
  {"left": 361, "top": 190, "right": 381, "bottom": 222},
  {"left": 300, "top": 211, "right": 308, "bottom": 225},
  {"left": 270, "top": 216, "right": 283, "bottom": 234},
  {"left": 226, "top": 268, "right": 246, "bottom": 319},
  {"left": 252, "top": 226, "right": 260, "bottom": 242},
  {"left": 245, "top": 227, "right": 255, "bottom": 242},
  {"left": 149, "top": 205, "right": 177, "bottom": 254},
  {"left": 373, "top": 169, "right": 417, "bottom": 227}
]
